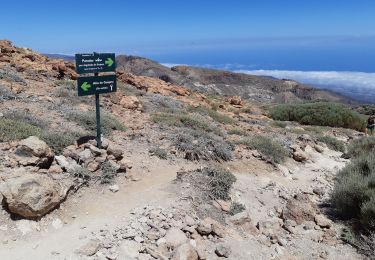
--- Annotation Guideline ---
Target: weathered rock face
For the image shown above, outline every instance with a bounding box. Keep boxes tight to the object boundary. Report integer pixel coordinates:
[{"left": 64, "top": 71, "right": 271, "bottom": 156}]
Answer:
[
  {"left": 227, "top": 96, "right": 243, "bottom": 107},
  {"left": 0, "top": 173, "right": 69, "bottom": 218},
  {"left": 0, "top": 40, "right": 77, "bottom": 80},
  {"left": 282, "top": 194, "right": 318, "bottom": 225},
  {"left": 290, "top": 144, "right": 308, "bottom": 162},
  {"left": 117, "top": 72, "right": 190, "bottom": 97},
  {"left": 120, "top": 95, "right": 143, "bottom": 110},
  {"left": 14, "top": 136, "right": 54, "bottom": 168}
]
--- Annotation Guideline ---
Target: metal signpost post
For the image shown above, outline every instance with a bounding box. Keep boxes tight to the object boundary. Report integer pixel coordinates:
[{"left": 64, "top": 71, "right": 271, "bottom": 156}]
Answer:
[{"left": 75, "top": 53, "right": 116, "bottom": 148}]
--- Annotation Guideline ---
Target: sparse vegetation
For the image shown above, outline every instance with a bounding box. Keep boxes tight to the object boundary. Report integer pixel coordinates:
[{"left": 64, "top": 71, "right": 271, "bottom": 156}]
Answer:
[
  {"left": 40, "top": 131, "right": 82, "bottom": 154},
  {"left": 0, "top": 67, "right": 25, "bottom": 83},
  {"left": 270, "top": 120, "right": 287, "bottom": 128},
  {"left": 3, "top": 110, "right": 48, "bottom": 129},
  {"left": 237, "top": 135, "right": 288, "bottom": 164},
  {"left": 0, "top": 118, "right": 42, "bottom": 142},
  {"left": 0, "top": 85, "right": 15, "bottom": 100},
  {"left": 70, "top": 166, "right": 91, "bottom": 185},
  {"left": 67, "top": 110, "right": 126, "bottom": 136},
  {"left": 269, "top": 102, "right": 366, "bottom": 131},
  {"left": 118, "top": 81, "right": 144, "bottom": 97},
  {"left": 341, "top": 229, "right": 375, "bottom": 259},
  {"left": 332, "top": 152, "right": 375, "bottom": 229},
  {"left": 356, "top": 104, "right": 375, "bottom": 116},
  {"left": 316, "top": 135, "right": 346, "bottom": 153},
  {"left": 174, "top": 129, "right": 233, "bottom": 161},
  {"left": 227, "top": 128, "right": 248, "bottom": 136},
  {"left": 143, "top": 93, "right": 184, "bottom": 112},
  {"left": 151, "top": 111, "right": 222, "bottom": 135},
  {"left": 346, "top": 137, "right": 375, "bottom": 158},
  {"left": 100, "top": 161, "right": 118, "bottom": 184},
  {"left": 149, "top": 147, "right": 168, "bottom": 160},
  {"left": 229, "top": 202, "right": 246, "bottom": 215},
  {"left": 203, "top": 166, "right": 237, "bottom": 200},
  {"left": 188, "top": 105, "right": 235, "bottom": 124}
]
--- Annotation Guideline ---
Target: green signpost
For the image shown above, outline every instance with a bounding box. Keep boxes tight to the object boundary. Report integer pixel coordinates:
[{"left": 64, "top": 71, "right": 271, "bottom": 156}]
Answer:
[{"left": 75, "top": 53, "right": 116, "bottom": 148}]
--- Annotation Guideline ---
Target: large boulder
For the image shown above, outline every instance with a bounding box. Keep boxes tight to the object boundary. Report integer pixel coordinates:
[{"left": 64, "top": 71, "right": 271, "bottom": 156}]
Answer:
[
  {"left": 282, "top": 193, "right": 318, "bottom": 225},
  {"left": 172, "top": 243, "right": 198, "bottom": 260},
  {"left": 164, "top": 227, "right": 188, "bottom": 248},
  {"left": 290, "top": 144, "right": 308, "bottom": 162},
  {"left": 0, "top": 173, "right": 69, "bottom": 218},
  {"left": 15, "top": 136, "right": 54, "bottom": 168}
]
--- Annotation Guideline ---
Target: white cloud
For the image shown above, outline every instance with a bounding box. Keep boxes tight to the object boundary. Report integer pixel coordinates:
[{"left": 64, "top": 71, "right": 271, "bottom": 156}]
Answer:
[
  {"left": 237, "top": 70, "right": 375, "bottom": 102},
  {"left": 161, "top": 63, "right": 187, "bottom": 68}
]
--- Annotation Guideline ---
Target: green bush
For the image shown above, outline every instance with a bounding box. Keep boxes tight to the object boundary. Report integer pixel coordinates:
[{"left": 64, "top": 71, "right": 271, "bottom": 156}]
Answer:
[
  {"left": 203, "top": 167, "right": 237, "bottom": 200},
  {"left": 70, "top": 166, "right": 91, "bottom": 184},
  {"left": 174, "top": 129, "right": 233, "bottom": 161},
  {"left": 356, "top": 104, "right": 375, "bottom": 116},
  {"left": 237, "top": 136, "right": 288, "bottom": 164},
  {"left": 0, "top": 118, "right": 42, "bottom": 141},
  {"left": 270, "top": 120, "right": 287, "bottom": 128},
  {"left": 332, "top": 153, "right": 375, "bottom": 228},
  {"left": 40, "top": 131, "right": 82, "bottom": 154},
  {"left": 316, "top": 135, "right": 346, "bottom": 153},
  {"left": 149, "top": 147, "right": 168, "bottom": 160},
  {"left": 347, "top": 137, "right": 375, "bottom": 158},
  {"left": 100, "top": 161, "right": 118, "bottom": 184},
  {"left": 269, "top": 102, "right": 365, "bottom": 131},
  {"left": 151, "top": 112, "right": 222, "bottom": 135},
  {"left": 229, "top": 202, "right": 246, "bottom": 215},
  {"left": 188, "top": 105, "right": 235, "bottom": 125},
  {"left": 227, "top": 128, "right": 248, "bottom": 136},
  {"left": 67, "top": 111, "right": 126, "bottom": 136},
  {"left": 3, "top": 111, "right": 48, "bottom": 129}
]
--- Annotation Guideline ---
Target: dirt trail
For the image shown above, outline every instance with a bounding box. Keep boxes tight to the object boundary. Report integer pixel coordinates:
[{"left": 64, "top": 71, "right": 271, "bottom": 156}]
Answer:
[{"left": 0, "top": 158, "right": 196, "bottom": 260}]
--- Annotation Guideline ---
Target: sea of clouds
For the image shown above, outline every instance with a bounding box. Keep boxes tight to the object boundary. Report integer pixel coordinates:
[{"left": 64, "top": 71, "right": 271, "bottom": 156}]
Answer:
[
  {"left": 237, "top": 70, "right": 375, "bottom": 103},
  {"left": 162, "top": 62, "right": 375, "bottom": 103}
]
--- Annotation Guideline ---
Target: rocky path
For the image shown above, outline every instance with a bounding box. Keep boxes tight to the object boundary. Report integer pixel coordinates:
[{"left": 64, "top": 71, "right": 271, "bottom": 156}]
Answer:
[
  {"left": 0, "top": 142, "right": 362, "bottom": 260},
  {"left": 0, "top": 148, "right": 197, "bottom": 260}
]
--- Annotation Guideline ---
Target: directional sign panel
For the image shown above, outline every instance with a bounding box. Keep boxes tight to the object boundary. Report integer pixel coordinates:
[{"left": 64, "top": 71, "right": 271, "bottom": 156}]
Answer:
[
  {"left": 77, "top": 75, "right": 117, "bottom": 96},
  {"left": 75, "top": 53, "right": 116, "bottom": 74}
]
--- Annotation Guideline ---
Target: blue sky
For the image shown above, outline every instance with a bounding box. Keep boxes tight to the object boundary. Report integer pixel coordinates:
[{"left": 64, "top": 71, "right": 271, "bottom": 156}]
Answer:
[{"left": 2, "top": 0, "right": 375, "bottom": 72}]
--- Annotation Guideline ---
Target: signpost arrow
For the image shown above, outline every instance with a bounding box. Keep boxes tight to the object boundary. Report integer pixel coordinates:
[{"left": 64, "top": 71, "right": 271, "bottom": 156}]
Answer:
[
  {"left": 105, "top": 57, "right": 114, "bottom": 67},
  {"left": 75, "top": 53, "right": 115, "bottom": 74},
  {"left": 77, "top": 75, "right": 117, "bottom": 96},
  {"left": 80, "top": 82, "right": 91, "bottom": 92}
]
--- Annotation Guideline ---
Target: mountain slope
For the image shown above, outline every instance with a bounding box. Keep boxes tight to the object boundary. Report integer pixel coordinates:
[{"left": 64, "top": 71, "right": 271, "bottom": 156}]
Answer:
[{"left": 116, "top": 55, "right": 352, "bottom": 104}]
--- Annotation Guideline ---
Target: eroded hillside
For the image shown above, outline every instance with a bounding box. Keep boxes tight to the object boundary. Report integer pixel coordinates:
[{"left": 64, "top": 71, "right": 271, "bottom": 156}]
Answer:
[{"left": 0, "top": 40, "right": 367, "bottom": 260}]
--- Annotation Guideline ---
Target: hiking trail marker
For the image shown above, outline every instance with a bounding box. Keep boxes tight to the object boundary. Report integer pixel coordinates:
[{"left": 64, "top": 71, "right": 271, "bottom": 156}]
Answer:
[{"left": 75, "top": 52, "right": 117, "bottom": 148}]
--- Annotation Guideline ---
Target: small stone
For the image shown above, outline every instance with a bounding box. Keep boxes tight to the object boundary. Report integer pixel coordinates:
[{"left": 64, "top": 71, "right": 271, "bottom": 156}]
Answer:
[
  {"left": 313, "top": 187, "right": 325, "bottom": 196},
  {"left": 76, "top": 240, "right": 101, "bottom": 256},
  {"left": 215, "top": 244, "right": 231, "bottom": 258},
  {"left": 215, "top": 200, "right": 231, "bottom": 212},
  {"left": 87, "top": 161, "right": 100, "bottom": 172},
  {"left": 48, "top": 165, "right": 63, "bottom": 174},
  {"left": 185, "top": 215, "right": 196, "bottom": 226},
  {"left": 314, "top": 214, "right": 332, "bottom": 228},
  {"left": 134, "top": 236, "right": 144, "bottom": 243},
  {"left": 109, "top": 184, "right": 119, "bottom": 193},
  {"left": 196, "top": 221, "right": 212, "bottom": 236},
  {"left": 52, "top": 218, "right": 63, "bottom": 230},
  {"left": 314, "top": 144, "right": 325, "bottom": 153},
  {"left": 172, "top": 243, "right": 198, "bottom": 260},
  {"left": 107, "top": 146, "right": 123, "bottom": 160},
  {"left": 119, "top": 240, "right": 141, "bottom": 259},
  {"left": 78, "top": 149, "right": 92, "bottom": 162},
  {"left": 164, "top": 227, "right": 188, "bottom": 248}
]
